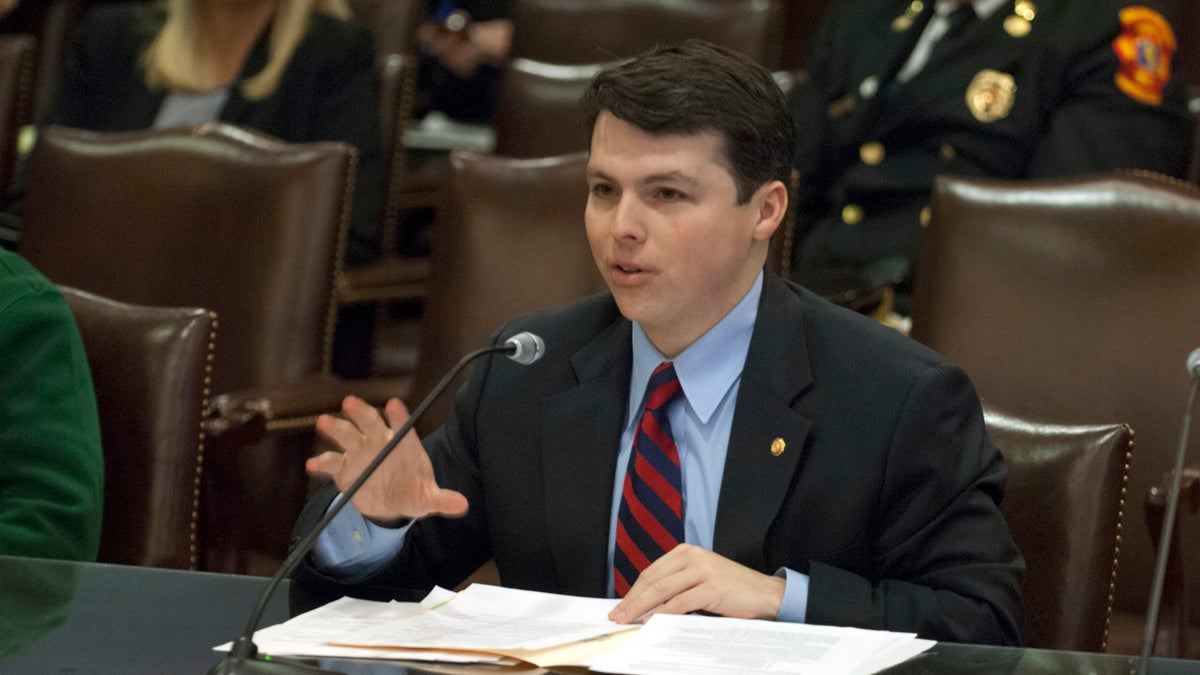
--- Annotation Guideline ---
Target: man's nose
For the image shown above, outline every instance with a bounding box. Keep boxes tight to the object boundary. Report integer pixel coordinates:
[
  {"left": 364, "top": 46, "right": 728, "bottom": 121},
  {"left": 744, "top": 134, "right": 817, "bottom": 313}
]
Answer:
[{"left": 611, "top": 195, "right": 646, "bottom": 240}]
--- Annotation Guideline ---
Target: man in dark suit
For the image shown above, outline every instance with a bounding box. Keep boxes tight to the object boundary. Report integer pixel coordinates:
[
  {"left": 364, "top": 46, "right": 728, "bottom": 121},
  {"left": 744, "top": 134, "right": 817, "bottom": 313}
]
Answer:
[
  {"left": 788, "top": 0, "right": 1192, "bottom": 311},
  {"left": 294, "top": 40, "right": 1023, "bottom": 645}
]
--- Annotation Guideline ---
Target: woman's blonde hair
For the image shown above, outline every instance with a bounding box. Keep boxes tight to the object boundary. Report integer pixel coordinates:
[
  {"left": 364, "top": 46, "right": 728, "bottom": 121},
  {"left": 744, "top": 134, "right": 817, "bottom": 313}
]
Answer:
[{"left": 142, "top": 0, "right": 351, "bottom": 100}]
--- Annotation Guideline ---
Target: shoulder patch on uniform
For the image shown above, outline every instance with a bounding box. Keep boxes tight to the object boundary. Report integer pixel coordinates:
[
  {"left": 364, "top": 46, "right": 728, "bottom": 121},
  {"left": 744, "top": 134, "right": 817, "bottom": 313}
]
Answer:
[{"left": 1111, "top": 6, "right": 1176, "bottom": 105}]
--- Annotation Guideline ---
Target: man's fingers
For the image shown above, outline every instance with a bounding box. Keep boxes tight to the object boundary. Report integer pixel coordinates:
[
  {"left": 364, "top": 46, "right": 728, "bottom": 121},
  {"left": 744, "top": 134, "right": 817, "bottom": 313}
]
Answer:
[
  {"left": 610, "top": 555, "right": 696, "bottom": 623},
  {"left": 340, "top": 396, "right": 391, "bottom": 440},
  {"left": 315, "top": 412, "right": 366, "bottom": 447},
  {"left": 428, "top": 488, "right": 470, "bottom": 518},
  {"left": 383, "top": 398, "right": 412, "bottom": 432},
  {"left": 306, "top": 450, "right": 344, "bottom": 479}
]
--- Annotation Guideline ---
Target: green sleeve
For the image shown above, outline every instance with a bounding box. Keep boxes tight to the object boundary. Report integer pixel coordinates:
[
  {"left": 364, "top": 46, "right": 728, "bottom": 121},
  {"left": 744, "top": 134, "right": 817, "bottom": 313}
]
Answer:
[{"left": 0, "top": 263, "right": 103, "bottom": 561}]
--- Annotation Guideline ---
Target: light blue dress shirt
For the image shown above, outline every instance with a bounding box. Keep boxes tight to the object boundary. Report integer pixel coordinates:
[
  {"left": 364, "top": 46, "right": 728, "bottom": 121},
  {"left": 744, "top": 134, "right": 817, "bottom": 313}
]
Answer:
[{"left": 312, "top": 271, "right": 809, "bottom": 621}]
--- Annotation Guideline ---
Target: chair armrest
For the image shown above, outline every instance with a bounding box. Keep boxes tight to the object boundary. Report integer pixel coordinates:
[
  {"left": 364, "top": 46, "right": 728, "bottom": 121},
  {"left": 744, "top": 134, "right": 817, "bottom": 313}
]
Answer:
[
  {"left": 1144, "top": 468, "right": 1200, "bottom": 657},
  {"left": 337, "top": 257, "right": 431, "bottom": 304},
  {"left": 205, "top": 373, "right": 415, "bottom": 439}
]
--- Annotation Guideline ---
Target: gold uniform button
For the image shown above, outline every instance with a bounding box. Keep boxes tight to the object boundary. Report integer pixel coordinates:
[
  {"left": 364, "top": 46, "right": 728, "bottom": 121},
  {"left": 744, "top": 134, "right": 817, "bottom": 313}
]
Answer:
[
  {"left": 1004, "top": 14, "right": 1031, "bottom": 37},
  {"left": 842, "top": 204, "right": 864, "bottom": 225},
  {"left": 920, "top": 206, "right": 932, "bottom": 228},
  {"left": 939, "top": 143, "right": 956, "bottom": 162},
  {"left": 860, "top": 141, "right": 885, "bottom": 165}
]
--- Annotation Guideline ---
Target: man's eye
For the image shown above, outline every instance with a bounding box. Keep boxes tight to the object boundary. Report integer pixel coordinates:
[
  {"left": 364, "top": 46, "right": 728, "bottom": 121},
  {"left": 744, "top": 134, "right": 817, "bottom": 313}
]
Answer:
[
  {"left": 590, "top": 183, "right": 615, "bottom": 198},
  {"left": 657, "top": 188, "right": 685, "bottom": 201}
]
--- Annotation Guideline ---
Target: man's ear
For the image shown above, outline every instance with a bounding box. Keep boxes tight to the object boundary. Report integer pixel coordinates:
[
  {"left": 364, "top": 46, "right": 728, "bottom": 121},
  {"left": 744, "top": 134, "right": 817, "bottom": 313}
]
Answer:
[{"left": 751, "top": 179, "right": 789, "bottom": 242}]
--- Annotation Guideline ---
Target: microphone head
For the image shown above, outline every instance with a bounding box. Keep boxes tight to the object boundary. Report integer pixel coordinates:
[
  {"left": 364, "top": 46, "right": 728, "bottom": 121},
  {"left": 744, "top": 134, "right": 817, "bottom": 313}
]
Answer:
[
  {"left": 1189, "top": 348, "right": 1200, "bottom": 377},
  {"left": 505, "top": 332, "right": 545, "bottom": 365}
]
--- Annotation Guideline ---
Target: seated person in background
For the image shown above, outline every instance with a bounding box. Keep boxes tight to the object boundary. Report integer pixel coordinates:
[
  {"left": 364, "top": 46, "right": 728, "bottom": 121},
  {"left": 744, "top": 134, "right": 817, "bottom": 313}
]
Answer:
[
  {"left": 0, "top": 246, "right": 102, "bottom": 561},
  {"left": 48, "top": 0, "right": 385, "bottom": 377},
  {"left": 416, "top": 0, "right": 512, "bottom": 124},
  {"left": 788, "top": 0, "right": 1192, "bottom": 312},
  {"left": 292, "top": 40, "right": 1024, "bottom": 645}
]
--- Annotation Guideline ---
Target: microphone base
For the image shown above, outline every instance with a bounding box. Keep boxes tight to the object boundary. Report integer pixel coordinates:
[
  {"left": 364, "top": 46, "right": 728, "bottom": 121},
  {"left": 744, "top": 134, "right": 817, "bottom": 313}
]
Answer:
[{"left": 207, "top": 654, "right": 343, "bottom": 675}]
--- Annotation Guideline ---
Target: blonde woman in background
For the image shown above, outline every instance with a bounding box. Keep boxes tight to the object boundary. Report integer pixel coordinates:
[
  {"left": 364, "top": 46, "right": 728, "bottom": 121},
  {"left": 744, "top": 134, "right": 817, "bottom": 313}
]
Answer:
[{"left": 49, "top": 0, "right": 384, "bottom": 377}]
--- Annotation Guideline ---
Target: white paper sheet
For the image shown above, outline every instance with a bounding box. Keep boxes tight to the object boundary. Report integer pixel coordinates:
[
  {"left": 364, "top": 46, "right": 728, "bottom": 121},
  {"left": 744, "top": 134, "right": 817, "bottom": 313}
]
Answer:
[
  {"left": 590, "top": 613, "right": 933, "bottom": 675},
  {"left": 215, "top": 596, "right": 514, "bottom": 664},
  {"left": 337, "top": 583, "right": 625, "bottom": 651}
]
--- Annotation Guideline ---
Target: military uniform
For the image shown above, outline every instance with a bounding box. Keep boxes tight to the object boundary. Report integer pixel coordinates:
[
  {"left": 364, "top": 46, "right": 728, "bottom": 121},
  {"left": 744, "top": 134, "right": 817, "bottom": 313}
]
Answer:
[{"left": 788, "top": 0, "right": 1191, "bottom": 308}]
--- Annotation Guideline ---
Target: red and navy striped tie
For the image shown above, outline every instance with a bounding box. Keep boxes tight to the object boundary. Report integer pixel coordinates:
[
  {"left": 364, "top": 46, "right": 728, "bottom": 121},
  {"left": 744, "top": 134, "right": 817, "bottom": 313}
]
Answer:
[{"left": 614, "top": 361, "right": 684, "bottom": 597}]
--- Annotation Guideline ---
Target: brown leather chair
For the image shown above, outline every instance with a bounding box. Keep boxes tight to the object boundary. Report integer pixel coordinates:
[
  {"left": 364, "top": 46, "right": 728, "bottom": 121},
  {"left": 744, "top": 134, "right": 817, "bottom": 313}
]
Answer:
[
  {"left": 18, "top": 124, "right": 374, "bottom": 574},
  {"left": 984, "top": 405, "right": 1134, "bottom": 652},
  {"left": 61, "top": 286, "right": 216, "bottom": 571},
  {"left": 338, "top": 0, "right": 440, "bottom": 308},
  {"left": 910, "top": 172, "right": 1200, "bottom": 654},
  {"left": 492, "top": 58, "right": 602, "bottom": 158},
  {"left": 510, "top": 0, "right": 785, "bottom": 68},
  {"left": 411, "top": 150, "right": 607, "bottom": 435},
  {"left": 0, "top": 0, "right": 83, "bottom": 121},
  {"left": 337, "top": 52, "right": 433, "bottom": 304}
]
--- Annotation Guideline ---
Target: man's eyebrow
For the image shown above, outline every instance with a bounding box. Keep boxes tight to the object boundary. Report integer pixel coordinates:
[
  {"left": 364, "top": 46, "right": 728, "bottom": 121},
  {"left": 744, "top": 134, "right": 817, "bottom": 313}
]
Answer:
[
  {"left": 586, "top": 168, "right": 615, "bottom": 182},
  {"left": 585, "top": 168, "right": 699, "bottom": 186},
  {"left": 640, "top": 171, "right": 699, "bottom": 186}
]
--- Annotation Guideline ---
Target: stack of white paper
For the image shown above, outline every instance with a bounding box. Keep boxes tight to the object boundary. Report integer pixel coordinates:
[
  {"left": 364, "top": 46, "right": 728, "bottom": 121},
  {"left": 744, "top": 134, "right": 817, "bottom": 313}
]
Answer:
[{"left": 216, "top": 584, "right": 933, "bottom": 673}]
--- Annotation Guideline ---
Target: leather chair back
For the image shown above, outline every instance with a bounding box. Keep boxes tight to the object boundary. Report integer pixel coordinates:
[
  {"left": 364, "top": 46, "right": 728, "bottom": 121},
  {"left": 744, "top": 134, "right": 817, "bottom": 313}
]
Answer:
[
  {"left": 910, "top": 172, "right": 1200, "bottom": 626},
  {"left": 984, "top": 406, "right": 1133, "bottom": 652},
  {"left": 510, "top": 0, "right": 784, "bottom": 68},
  {"left": 61, "top": 286, "right": 216, "bottom": 570},
  {"left": 0, "top": 0, "right": 84, "bottom": 120},
  {"left": 493, "top": 58, "right": 602, "bottom": 157},
  {"left": 20, "top": 124, "right": 353, "bottom": 394},
  {"left": 19, "top": 125, "right": 354, "bottom": 573},
  {"left": 412, "top": 151, "right": 606, "bottom": 434}
]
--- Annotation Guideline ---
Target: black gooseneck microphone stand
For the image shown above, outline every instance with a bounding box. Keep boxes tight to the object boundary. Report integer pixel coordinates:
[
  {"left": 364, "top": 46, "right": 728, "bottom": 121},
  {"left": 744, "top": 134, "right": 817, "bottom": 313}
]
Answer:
[
  {"left": 1138, "top": 348, "right": 1200, "bottom": 673},
  {"left": 207, "top": 332, "right": 544, "bottom": 675}
]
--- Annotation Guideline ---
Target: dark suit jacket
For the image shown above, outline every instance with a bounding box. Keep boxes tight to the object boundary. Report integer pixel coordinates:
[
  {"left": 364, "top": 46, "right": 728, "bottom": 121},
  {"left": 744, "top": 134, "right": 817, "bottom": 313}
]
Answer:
[
  {"left": 788, "top": 0, "right": 1192, "bottom": 303},
  {"left": 48, "top": 5, "right": 383, "bottom": 266},
  {"left": 292, "top": 273, "right": 1024, "bottom": 645}
]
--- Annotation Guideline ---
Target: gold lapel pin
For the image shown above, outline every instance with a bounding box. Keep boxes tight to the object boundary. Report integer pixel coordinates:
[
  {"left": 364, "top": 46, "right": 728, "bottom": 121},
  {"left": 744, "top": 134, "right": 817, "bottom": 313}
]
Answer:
[{"left": 770, "top": 438, "right": 786, "bottom": 457}]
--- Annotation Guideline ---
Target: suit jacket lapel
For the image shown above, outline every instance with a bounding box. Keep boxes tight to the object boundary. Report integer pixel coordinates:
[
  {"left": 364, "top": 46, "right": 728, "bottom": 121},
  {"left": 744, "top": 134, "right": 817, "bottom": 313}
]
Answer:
[
  {"left": 841, "top": 2, "right": 937, "bottom": 144},
  {"left": 713, "top": 274, "right": 814, "bottom": 571},
  {"left": 541, "top": 317, "right": 632, "bottom": 596}
]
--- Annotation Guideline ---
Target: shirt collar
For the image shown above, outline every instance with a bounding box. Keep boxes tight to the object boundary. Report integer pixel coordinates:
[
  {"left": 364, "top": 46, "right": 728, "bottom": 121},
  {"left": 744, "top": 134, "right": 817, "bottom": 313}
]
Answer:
[
  {"left": 629, "top": 271, "right": 763, "bottom": 425},
  {"left": 936, "top": 0, "right": 1006, "bottom": 20}
]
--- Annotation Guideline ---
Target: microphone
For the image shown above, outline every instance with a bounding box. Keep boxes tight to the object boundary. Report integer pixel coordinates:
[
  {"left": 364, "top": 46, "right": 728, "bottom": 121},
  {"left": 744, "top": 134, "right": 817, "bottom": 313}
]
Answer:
[
  {"left": 1139, "top": 347, "right": 1200, "bottom": 669},
  {"left": 208, "top": 331, "right": 546, "bottom": 675}
]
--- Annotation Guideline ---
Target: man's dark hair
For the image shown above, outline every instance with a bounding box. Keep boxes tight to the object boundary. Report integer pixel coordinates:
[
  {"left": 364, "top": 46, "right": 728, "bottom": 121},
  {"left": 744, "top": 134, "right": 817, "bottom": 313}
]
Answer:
[{"left": 581, "top": 39, "right": 795, "bottom": 204}]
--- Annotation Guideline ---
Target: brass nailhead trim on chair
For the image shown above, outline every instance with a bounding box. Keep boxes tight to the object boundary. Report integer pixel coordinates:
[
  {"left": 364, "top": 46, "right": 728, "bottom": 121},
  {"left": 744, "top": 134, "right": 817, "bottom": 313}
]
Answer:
[
  {"left": 1101, "top": 426, "right": 1135, "bottom": 652},
  {"left": 190, "top": 312, "right": 219, "bottom": 571},
  {"left": 1116, "top": 169, "right": 1200, "bottom": 194},
  {"left": 323, "top": 149, "right": 358, "bottom": 375},
  {"left": 265, "top": 415, "right": 323, "bottom": 433}
]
